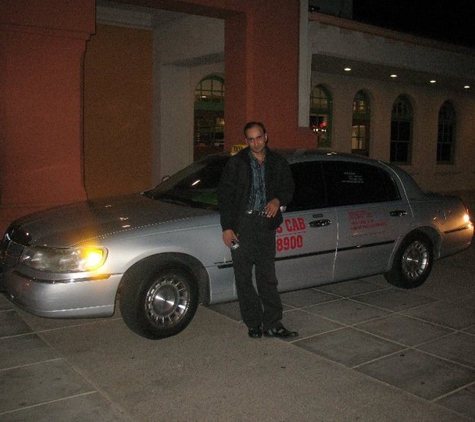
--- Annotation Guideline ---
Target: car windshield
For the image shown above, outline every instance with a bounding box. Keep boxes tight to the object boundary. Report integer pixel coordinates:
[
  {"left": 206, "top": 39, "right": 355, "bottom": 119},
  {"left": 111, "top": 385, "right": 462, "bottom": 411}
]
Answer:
[{"left": 142, "top": 155, "right": 230, "bottom": 210}]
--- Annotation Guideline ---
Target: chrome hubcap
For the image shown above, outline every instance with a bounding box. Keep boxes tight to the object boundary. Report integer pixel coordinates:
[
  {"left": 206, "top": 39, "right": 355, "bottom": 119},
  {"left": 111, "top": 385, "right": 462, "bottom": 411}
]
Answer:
[
  {"left": 145, "top": 274, "right": 189, "bottom": 328},
  {"left": 401, "top": 240, "right": 429, "bottom": 281}
]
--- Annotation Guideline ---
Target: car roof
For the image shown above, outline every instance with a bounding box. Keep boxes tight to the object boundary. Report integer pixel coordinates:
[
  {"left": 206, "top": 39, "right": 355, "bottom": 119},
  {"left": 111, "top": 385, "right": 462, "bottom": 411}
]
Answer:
[{"left": 279, "top": 148, "right": 371, "bottom": 162}]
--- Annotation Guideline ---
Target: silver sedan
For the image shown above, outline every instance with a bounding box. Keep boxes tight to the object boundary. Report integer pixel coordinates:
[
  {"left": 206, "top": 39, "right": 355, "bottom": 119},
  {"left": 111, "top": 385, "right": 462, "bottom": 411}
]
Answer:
[{"left": 1, "top": 150, "right": 473, "bottom": 339}]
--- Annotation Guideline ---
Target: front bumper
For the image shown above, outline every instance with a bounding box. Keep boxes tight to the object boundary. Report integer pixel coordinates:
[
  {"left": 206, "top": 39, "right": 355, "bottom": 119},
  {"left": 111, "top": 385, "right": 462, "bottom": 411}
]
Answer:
[{"left": 0, "top": 269, "right": 122, "bottom": 318}]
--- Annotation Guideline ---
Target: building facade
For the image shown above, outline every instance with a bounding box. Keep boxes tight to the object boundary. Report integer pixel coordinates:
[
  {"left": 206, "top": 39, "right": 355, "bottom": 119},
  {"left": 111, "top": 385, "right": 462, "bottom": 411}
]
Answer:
[
  {"left": 1, "top": 0, "right": 474, "bottom": 233},
  {"left": 307, "top": 13, "right": 475, "bottom": 194}
]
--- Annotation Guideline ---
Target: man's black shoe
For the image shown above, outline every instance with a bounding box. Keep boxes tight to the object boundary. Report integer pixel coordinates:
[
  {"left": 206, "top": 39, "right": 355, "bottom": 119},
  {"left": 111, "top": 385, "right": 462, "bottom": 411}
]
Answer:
[
  {"left": 248, "top": 327, "right": 262, "bottom": 338},
  {"left": 263, "top": 325, "right": 298, "bottom": 338}
]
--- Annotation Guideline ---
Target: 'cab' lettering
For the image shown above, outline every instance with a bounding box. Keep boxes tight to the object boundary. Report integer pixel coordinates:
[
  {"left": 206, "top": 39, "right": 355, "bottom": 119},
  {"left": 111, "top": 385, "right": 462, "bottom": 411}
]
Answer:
[{"left": 285, "top": 217, "right": 306, "bottom": 232}]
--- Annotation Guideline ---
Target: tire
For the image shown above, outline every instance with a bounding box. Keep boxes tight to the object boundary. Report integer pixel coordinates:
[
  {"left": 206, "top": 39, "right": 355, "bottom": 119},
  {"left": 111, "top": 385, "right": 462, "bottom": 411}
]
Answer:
[
  {"left": 119, "top": 260, "right": 199, "bottom": 339},
  {"left": 384, "top": 233, "right": 433, "bottom": 289}
]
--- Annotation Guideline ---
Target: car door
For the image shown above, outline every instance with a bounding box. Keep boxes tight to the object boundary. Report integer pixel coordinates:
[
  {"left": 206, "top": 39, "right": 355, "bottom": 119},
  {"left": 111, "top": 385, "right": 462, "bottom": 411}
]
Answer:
[
  {"left": 276, "top": 160, "right": 337, "bottom": 291},
  {"left": 324, "top": 160, "right": 411, "bottom": 281}
]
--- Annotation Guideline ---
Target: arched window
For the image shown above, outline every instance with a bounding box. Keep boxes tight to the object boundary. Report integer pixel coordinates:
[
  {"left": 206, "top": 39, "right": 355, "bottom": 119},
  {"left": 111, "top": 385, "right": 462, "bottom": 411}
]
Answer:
[
  {"left": 390, "top": 95, "right": 413, "bottom": 164},
  {"left": 437, "top": 101, "right": 456, "bottom": 164},
  {"left": 194, "top": 76, "right": 225, "bottom": 160},
  {"left": 352, "top": 90, "right": 370, "bottom": 156},
  {"left": 194, "top": 75, "right": 225, "bottom": 109},
  {"left": 310, "top": 84, "right": 332, "bottom": 148}
]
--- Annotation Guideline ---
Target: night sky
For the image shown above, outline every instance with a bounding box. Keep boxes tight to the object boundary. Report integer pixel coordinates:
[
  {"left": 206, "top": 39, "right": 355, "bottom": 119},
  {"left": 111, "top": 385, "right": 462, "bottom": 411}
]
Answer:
[{"left": 353, "top": 0, "right": 475, "bottom": 49}]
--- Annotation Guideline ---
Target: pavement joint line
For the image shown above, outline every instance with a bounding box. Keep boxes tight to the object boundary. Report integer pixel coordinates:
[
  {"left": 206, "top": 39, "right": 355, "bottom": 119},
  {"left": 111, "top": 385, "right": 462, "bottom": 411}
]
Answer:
[
  {"left": 0, "top": 357, "right": 63, "bottom": 373},
  {"left": 0, "top": 391, "right": 99, "bottom": 417}
]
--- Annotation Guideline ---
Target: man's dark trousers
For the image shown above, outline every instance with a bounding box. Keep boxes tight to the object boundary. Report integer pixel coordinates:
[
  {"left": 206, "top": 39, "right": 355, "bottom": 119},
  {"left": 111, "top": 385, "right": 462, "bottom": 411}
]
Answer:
[{"left": 231, "top": 214, "right": 283, "bottom": 330}]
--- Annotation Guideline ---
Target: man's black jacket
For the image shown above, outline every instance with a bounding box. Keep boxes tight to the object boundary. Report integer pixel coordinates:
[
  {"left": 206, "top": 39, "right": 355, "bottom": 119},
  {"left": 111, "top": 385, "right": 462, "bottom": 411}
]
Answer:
[{"left": 218, "top": 146, "right": 294, "bottom": 233}]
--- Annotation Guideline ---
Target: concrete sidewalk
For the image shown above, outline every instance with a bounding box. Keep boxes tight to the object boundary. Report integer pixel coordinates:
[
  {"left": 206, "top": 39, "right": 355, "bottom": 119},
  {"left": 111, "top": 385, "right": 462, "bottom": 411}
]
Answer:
[{"left": 1, "top": 243, "right": 474, "bottom": 421}]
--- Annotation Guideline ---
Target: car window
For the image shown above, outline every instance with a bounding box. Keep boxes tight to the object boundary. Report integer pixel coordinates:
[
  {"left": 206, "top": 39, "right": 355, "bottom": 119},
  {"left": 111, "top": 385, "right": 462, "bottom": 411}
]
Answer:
[
  {"left": 323, "top": 161, "right": 400, "bottom": 206},
  {"left": 287, "top": 161, "right": 327, "bottom": 211},
  {"left": 144, "top": 155, "right": 229, "bottom": 209}
]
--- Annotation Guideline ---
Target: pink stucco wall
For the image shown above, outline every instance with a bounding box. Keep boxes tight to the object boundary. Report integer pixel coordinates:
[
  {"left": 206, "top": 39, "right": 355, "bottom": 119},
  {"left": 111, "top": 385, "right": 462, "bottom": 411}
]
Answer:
[
  {"left": 0, "top": 0, "right": 313, "bottom": 233},
  {"left": 0, "top": 0, "right": 95, "bottom": 232}
]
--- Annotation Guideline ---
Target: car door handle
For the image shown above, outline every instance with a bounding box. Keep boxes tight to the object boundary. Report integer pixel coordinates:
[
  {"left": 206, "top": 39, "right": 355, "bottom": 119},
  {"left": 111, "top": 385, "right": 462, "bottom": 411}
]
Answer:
[
  {"left": 309, "top": 219, "right": 331, "bottom": 227},
  {"left": 390, "top": 210, "right": 407, "bottom": 217}
]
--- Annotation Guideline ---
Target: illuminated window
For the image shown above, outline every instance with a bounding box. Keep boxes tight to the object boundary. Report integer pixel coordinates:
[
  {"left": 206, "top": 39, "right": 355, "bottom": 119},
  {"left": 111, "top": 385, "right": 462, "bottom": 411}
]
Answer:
[
  {"left": 437, "top": 101, "right": 456, "bottom": 164},
  {"left": 352, "top": 91, "right": 370, "bottom": 156},
  {"left": 390, "top": 95, "right": 413, "bottom": 164},
  {"left": 194, "top": 76, "right": 225, "bottom": 108},
  {"left": 194, "top": 75, "right": 225, "bottom": 160},
  {"left": 310, "top": 85, "right": 332, "bottom": 148}
]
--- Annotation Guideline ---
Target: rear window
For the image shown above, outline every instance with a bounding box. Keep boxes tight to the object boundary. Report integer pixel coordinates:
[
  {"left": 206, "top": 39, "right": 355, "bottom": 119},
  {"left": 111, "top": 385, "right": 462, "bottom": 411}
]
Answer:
[
  {"left": 287, "top": 160, "right": 400, "bottom": 211},
  {"left": 323, "top": 161, "right": 400, "bottom": 206}
]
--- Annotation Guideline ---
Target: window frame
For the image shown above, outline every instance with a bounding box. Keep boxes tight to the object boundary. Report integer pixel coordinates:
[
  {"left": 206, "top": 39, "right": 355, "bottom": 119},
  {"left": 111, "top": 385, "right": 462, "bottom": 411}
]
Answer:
[
  {"left": 390, "top": 95, "right": 413, "bottom": 165},
  {"left": 194, "top": 75, "right": 225, "bottom": 111},
  {"left": 437, "top": 100, "right": 456, "bottom": 165},
  {"left": 352, "top": 90, "right": 371, "bottom": 156},
  {"left": 310, "top": 85, "right": 333, "bottom": 148}
]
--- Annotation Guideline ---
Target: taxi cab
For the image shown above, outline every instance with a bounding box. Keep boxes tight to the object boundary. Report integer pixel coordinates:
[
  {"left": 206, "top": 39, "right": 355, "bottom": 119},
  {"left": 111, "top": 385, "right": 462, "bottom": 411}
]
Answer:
[{"left": 1, "top": 150, "right": 473, "bottom": 339}]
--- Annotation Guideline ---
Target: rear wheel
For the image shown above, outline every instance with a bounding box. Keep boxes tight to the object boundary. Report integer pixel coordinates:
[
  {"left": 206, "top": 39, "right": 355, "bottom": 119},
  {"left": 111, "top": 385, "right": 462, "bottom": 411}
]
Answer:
[
  {"left": 384, "top": 234, "right": 433, "bottom": 289},
  {"left": 120, "top": 260, "right": 199, "bottom": 339}
]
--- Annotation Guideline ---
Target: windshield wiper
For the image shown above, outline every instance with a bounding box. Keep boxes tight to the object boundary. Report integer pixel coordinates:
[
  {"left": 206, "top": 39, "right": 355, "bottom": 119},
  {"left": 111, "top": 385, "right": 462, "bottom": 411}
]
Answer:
[
  {"left": 157, "top": 194, "right": 193, "bottom": 207},
  {"left": 141, "top": 190, "right": 154, "bottom": 199}
]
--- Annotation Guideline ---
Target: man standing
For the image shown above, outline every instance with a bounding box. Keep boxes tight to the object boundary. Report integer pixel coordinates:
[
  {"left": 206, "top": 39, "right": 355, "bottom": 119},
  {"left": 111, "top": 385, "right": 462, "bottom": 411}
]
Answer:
[{"left": 218, "top": 121, "right": 298, "bottom": 339}]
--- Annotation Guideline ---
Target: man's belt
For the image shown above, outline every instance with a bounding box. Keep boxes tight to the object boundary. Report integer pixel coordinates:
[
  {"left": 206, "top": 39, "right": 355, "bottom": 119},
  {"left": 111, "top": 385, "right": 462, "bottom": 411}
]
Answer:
[{"left": 245, "top": 210, "right": 267, "bottom": 216}]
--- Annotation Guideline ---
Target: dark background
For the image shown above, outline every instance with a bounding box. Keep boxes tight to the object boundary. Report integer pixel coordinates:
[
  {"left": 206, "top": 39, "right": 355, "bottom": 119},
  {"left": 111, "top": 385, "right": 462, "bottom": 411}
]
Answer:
[{"left": 353, "top": 0, "right": 475, "bottom": 48}]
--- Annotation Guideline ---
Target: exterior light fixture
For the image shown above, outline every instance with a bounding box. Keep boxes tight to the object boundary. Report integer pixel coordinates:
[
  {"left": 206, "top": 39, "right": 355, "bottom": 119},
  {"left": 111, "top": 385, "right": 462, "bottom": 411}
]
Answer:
[
  {"left": 430, "top": 80, "right": 436, "bottom": 84},
  {"left": 390, "top": 74, "right": 397, "bottom": 78},
  {"left": 464, "top": 85, "right": 470, "bottom": 89},
  {"left": 344, "top": 67, "right": 351, "bottom": 72}
]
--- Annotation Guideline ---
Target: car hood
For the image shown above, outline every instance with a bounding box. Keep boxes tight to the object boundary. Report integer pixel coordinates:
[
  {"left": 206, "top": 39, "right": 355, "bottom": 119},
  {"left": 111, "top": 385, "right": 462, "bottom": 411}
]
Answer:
[{"left": 9, "top": 194, "right": 215, "bottom": 247}]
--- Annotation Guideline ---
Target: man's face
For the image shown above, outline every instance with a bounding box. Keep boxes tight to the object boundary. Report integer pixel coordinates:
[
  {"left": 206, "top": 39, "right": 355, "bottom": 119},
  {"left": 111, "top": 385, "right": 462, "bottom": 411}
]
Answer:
[{"left": 245, "top": 126, "right": 267, "bottom": 156}]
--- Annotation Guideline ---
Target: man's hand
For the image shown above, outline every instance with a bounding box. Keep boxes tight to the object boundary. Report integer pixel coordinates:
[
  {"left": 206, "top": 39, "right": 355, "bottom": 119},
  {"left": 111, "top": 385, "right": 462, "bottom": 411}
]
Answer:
[
  {"left": 264, "top": 198, "right": 280, "bottom": 217},
  {"left": 222, "top": 229, "right": 238, "bottom": 248}
]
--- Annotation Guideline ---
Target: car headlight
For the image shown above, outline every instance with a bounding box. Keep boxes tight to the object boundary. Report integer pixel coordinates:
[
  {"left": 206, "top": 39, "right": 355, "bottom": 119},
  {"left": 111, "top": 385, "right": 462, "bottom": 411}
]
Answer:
[{"left": 21, "top": 246, "right": 107, "bottom": 273}]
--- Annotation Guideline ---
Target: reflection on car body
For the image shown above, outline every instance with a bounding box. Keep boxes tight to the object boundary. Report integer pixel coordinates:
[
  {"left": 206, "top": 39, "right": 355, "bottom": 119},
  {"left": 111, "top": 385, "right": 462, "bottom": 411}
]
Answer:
[{"left": 1, "top": 150, "right": 473, "bottom": 339}]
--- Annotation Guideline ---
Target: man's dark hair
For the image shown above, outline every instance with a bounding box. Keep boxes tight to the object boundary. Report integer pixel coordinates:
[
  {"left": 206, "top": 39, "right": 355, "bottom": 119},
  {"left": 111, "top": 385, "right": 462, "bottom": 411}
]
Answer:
[{"left": 243, "top": 121, "right": 267, "bottom": 136}]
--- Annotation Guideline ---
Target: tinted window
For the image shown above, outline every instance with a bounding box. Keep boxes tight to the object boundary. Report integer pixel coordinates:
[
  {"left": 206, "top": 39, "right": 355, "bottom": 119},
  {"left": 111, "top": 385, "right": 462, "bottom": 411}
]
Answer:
[
  {"left": 287, "top": 162, "right": 326, "bottom": 211},
  {"left": 144, "top": 155, "right": 229, "bottom": 209},
  {"left": 323, "top": 161, "right": 400, "bottom": 206}
]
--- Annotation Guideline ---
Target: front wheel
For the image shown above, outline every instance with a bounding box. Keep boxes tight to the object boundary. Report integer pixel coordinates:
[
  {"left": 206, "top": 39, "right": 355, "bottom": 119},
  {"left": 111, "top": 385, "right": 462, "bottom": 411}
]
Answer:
[
  {"left": 384, "top": 234, "right": 433, "bottom": 289},
  {"left": 119, "top": 261, "right": 199, "bottom": 339}
]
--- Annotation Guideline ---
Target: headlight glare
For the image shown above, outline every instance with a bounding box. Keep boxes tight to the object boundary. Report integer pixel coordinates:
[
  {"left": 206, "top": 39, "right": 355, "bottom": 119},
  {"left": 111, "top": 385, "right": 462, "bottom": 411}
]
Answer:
[{"left": 21, "top": 246, "right": 107, "bottom": 273}]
